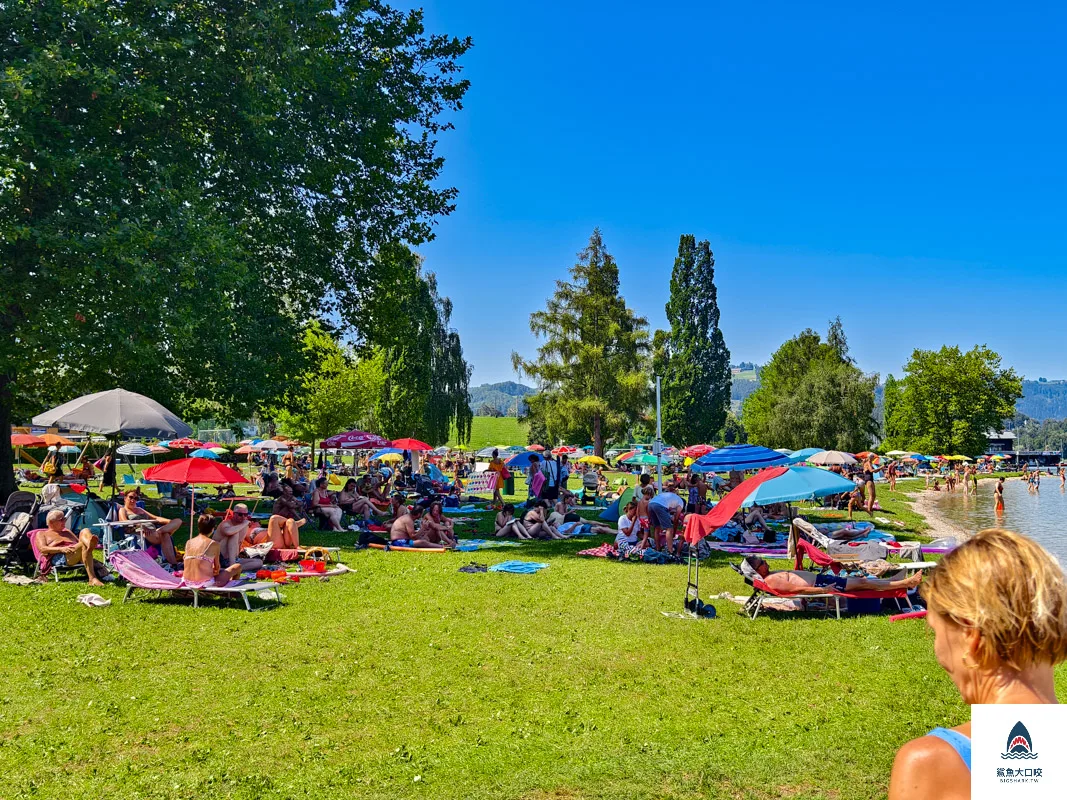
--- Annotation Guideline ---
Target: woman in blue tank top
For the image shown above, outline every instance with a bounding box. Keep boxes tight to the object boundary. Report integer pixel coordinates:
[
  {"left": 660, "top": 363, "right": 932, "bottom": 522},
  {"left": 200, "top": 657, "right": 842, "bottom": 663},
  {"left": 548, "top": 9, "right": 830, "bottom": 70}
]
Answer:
[{"left": 888, "top": 529, "right": 1067, "bottom": 799}]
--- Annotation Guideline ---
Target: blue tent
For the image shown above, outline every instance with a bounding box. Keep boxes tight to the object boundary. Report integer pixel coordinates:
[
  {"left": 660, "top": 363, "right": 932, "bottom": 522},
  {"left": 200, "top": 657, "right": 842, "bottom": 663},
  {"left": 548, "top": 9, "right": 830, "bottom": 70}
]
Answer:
[
  {"left": 786, "top": 447, "right": 825, "bottom": 464},
  {"left": 690, "top": 444, "right": 791, "bottom": 473},
  {"left": 739, "top": 466, "right": 855, "bottom": 508}
]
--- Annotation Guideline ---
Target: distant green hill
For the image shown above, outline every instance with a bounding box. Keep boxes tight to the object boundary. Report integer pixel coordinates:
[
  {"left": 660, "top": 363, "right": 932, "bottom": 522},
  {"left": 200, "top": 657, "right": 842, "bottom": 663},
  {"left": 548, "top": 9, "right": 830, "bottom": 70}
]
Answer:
[
  {"left": 1018, "top": 380, "right": 1067, "bottom": 420},
  {"left": 447, "top": 416, "right": 529, "bottom": 450},
  {"left": 468, "top": 381, "right": 535, "bottom": 416}
]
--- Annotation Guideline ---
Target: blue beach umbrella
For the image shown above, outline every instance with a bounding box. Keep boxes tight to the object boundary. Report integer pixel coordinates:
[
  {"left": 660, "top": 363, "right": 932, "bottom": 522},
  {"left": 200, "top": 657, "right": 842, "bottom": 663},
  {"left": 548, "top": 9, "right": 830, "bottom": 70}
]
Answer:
[
  {"left": 189, "top": 448, "right": 219, "bottom": 459},
  {"left": 505, "top": 451, "right": 540, "bottom": 468},
  {"left": 739, "top": 466, "right": 857, "bottom": 508},
  {"left": 690, "top": 444, "right": 791, "bottom": 473},
  {"left": 787, "top": 447, "right": 825, "bottom": 464}
]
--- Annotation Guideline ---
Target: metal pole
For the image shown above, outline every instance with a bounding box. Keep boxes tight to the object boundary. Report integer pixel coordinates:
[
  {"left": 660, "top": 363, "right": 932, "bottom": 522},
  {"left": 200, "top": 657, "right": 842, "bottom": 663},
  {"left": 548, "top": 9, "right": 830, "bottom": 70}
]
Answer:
[{"left": 655, "top": 376, "right": 663, "bottom": 492}]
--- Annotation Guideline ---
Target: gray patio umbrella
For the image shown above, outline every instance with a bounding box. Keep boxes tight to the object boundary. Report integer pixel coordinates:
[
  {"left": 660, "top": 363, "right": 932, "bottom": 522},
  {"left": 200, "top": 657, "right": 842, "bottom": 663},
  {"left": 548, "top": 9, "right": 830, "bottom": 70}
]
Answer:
[{"left": 32, "top": 389, "right": 192, "bottom": 438}]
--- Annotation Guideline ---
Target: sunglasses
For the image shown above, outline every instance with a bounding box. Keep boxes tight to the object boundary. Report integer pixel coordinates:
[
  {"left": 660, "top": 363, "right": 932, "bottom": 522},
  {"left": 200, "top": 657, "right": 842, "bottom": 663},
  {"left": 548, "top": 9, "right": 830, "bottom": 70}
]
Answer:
[{"left": 233, "top": 511, "right": 248, "bottom": 518}]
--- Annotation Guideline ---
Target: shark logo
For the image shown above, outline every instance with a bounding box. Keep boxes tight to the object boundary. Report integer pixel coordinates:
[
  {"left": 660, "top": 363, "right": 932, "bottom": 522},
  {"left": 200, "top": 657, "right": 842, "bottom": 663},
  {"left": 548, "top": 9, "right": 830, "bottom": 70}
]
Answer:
[{"left": 1002, "top": 721, "right": 1038, "bottom": 760}]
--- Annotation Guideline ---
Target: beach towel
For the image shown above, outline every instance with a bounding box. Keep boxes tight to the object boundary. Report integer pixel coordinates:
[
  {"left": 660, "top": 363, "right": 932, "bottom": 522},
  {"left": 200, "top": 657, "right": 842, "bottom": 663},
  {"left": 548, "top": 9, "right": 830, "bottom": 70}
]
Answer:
[
  {"left": 529, "top": 471, "right": 545, "bottom": 497},
  {"left": 577, "top": 543, "right": 618, "bottom": 558},
  {"left": 488, "top": 560, "right": 549, "bottom": 574},
  {"left": 454, "top": 539, "right": 523, "bottom": 552}
]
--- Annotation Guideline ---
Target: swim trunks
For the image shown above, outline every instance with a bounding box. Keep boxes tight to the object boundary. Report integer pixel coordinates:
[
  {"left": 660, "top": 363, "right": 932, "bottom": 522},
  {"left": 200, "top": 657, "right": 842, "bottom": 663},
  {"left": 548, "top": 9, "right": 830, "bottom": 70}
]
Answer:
[{"left": 814, "top": 573, "right": 849, "bottom": 591}]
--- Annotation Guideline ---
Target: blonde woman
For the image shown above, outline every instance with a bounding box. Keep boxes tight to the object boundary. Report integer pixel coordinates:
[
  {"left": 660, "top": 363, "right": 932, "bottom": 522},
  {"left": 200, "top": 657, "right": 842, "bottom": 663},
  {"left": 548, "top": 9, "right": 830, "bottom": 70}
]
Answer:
[{"left": 889, "top": 529, "right": 1067, "bottom": 799}]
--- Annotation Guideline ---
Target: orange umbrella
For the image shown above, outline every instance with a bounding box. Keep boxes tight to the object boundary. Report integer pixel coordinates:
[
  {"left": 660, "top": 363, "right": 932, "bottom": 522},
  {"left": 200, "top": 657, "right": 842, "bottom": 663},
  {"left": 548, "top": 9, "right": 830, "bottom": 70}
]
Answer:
[
  {"left": 11, "top": 434, "right": 47, "bottom": 447},
  {"left": 40, "top": 433, "right": 77, "bottom": 447}
]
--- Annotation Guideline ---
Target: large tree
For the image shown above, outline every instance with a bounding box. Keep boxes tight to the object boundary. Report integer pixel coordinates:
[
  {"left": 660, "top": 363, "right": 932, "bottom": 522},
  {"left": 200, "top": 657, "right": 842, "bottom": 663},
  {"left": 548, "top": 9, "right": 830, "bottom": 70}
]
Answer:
[
  {"left": 0, "top": 1, "right": 471, "bottom": 496},
  {"left": 512, "top": 229, "right": 650, "bottom": 455},
  {"left": 883, "top": 345, "right": 1022, "bottom": 455},
  {"left": 742, "top": 319, "right": 879, "bottom": 451},
  {"left": 654, "top": 235, "right": 731, "bottom": 446}
]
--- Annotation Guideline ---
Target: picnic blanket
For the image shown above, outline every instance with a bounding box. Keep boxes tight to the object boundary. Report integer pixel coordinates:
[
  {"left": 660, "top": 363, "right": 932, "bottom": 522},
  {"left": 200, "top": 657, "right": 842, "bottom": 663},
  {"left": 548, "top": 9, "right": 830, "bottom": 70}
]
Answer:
[
  {"left": 488, "top": 560, "right": 549, "bottom": 574},
  {"left": 455, "top": 539, "right": 523, "bottom": 552},
  {"left": 577, "top": 543, "right": 618, "bottom": 558}
]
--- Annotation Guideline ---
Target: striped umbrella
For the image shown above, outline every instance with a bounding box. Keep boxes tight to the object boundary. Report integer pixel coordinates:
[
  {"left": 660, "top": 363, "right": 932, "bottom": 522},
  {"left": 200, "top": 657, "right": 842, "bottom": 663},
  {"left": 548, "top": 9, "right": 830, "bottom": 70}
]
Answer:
[{"left": 117, "top": 443, "right": 153, "bottom": 457}]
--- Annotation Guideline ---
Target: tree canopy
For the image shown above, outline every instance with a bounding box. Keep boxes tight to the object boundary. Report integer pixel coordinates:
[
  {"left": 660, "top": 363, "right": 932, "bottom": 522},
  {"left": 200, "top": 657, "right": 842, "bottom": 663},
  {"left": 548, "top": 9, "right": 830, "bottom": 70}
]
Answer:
[
  {"left": 883, "top": 345, "right": 1022, "bottom": 456},
  {"left": 654, "top": 235, "right": 731, "bottom": 446},
  {"left": 512, "top": 229, "right": 650, "bottom": 455},
  {"left": 0, "top": 1, "right": 472, "bottom": 494},
  {"left": 742, "top": 319, "right": 879, "bottom": 451}
]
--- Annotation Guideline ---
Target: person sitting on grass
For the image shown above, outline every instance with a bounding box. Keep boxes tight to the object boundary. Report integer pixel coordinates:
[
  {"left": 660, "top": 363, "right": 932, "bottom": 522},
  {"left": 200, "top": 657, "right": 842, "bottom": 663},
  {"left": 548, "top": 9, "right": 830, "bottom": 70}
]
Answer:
[
  {"left": 358, "top": 473, "right": 391, "bottom": 510},
  {"left": 615, "top": 500, "right": 641, "bottom": 556},
  {"left": 495, "top": 504, "right": 531, "bottom": 539},
  {"left": 183, "top": 514, "right": 244, "bottom": 587},
  {"left": 420, "top": 501, "right": 457, "bottom": 547},
  {"left": 117, "top": 489, "right": 183, "bottom": 567},
  {"left": 389, "top": 505, "right": 439, "bottom": 549},
  {"left": 549, "top": 494, "right": 581, "bottom": 527},
  {"left": 522, "top": 500, "right": 567, "bottom": 539},
  {"left": 742, "top": 555, "right": 922, "bottom": 594},
  {"left": 310, "top": 476, "right": 343, "bottom": 531},
  {"left": 36, "top": 509, "right": 110, "bottom": 586}
]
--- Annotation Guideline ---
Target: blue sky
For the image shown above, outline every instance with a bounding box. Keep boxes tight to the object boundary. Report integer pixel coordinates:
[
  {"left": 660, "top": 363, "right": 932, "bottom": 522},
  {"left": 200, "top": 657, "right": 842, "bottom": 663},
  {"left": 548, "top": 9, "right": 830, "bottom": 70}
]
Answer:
[{"left": 400, "top": 1, "right": 1067, "bottom": 385}]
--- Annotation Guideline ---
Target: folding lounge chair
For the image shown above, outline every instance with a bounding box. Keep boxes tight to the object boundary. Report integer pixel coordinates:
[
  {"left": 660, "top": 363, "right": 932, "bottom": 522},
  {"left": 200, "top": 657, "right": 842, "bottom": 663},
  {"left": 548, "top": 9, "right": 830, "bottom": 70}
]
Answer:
[
  {"left": 109, "top": 550, "right": 281, "bottom": 611},
  {"left": 730, "top": 563, "right": 914, "bottom": 620},
  {"left": 29, "top": 528, "right": 96, "bottom": 582}
]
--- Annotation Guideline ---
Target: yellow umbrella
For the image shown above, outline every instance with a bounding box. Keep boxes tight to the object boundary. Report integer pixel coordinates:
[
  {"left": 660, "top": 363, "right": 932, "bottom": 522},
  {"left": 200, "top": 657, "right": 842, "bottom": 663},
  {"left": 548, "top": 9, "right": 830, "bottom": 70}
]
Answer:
[
  {"left": 576, "top": 455, "right": 607, "bottom": 466},
  {"left": 376, "top": 452, "right": 403, "bottom": 463}
]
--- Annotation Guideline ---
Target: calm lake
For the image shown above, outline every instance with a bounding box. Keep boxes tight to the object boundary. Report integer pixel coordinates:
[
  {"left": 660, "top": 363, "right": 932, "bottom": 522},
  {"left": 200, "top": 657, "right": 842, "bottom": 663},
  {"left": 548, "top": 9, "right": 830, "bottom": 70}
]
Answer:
[{"left": 928, "top": 476, "right": 1067, "bottom": 564}]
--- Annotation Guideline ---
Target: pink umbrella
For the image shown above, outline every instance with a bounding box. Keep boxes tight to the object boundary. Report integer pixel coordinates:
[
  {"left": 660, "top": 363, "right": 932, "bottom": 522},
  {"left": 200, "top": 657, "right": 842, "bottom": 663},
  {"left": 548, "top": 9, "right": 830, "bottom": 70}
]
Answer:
[
  {"left": 525, "top": 444, "right": 545, "bottom": 452},
  {"left": 681, "top": 444, "right": 715, "bottom": 459}
]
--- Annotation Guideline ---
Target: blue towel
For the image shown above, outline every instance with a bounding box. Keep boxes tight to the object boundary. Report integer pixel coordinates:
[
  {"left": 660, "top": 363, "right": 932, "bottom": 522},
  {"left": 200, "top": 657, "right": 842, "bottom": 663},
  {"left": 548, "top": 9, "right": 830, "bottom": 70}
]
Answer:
[
  {"left": 488, "top": 560, "right": 550, "bottom": 574},
  {"left": 455, "top": 539, "right": 523, "bottom": 552}
]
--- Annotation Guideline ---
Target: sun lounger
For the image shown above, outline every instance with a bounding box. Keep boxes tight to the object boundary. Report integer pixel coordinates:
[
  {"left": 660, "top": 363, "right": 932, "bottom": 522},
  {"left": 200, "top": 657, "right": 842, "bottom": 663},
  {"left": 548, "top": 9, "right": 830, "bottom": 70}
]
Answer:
[
  {"left": 731, "top": 563, "right": 913, "bottom": 620},
  {"left": 109, "top": 550, "right": 281, "bottom": 611},
  {"left": 30, "top": 528, "right": 98, "bottom": 582}
]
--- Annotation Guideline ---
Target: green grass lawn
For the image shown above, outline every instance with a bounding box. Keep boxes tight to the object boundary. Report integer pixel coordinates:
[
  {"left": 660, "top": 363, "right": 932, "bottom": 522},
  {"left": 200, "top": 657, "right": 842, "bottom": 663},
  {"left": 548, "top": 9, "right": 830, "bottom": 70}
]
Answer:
[
  {"left": 447, "top": 416, "right": 529, "bottom": 450},
  {"left": 4, "top": 471, "right": 1062, "bottom": 799}
]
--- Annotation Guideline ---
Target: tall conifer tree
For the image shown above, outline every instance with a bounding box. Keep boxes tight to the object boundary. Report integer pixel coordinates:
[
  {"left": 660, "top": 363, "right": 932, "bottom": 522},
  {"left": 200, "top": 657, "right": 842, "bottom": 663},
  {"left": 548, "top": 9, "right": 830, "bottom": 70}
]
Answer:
[{"left": 656, "top": 235, "right": 731, "bottom": 445}]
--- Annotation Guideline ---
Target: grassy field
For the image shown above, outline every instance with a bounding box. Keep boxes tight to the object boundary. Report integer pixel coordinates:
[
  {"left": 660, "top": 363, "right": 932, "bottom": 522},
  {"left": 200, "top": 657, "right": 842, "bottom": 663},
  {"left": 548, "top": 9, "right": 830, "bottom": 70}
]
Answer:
[
  {"left": 4, "top": 472, "right": 1063, "bottom": 799},
  {"left": 447, "top": 416, "right": 528, "bottom": 450}
]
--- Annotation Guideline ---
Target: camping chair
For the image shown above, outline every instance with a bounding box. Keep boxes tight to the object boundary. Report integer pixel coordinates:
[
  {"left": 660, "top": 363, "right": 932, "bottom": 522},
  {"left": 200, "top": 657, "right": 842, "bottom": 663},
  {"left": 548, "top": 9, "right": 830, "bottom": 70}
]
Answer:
[
  {"left": 730, "top": 563, "right": 914, "bottom": 620},
  {"left": 29, "top": 528, "right": 96, "bottom": 582},
  {"left": 109, "top": 550, "right": 281, "bottom": 611},
  {"left": 121, "top": 473, "right": 142, "bottom": 490}
]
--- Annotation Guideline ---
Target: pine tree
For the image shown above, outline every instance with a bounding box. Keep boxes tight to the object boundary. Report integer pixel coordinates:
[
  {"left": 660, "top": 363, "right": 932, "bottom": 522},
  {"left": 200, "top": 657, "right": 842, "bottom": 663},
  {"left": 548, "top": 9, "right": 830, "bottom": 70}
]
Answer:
[
  {"left": 512, "top": 229, "right": 650, "bottom": 455},
  {"left": 656, "top": 235, "right": 732, "bottom": 445}
]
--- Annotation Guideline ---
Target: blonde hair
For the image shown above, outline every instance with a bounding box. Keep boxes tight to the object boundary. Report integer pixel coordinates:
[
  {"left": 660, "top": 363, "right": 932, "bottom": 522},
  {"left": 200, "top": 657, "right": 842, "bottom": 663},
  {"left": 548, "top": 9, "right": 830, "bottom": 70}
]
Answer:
[{"left": 923, "top": 529, "right": 1067, "bottom": 671}]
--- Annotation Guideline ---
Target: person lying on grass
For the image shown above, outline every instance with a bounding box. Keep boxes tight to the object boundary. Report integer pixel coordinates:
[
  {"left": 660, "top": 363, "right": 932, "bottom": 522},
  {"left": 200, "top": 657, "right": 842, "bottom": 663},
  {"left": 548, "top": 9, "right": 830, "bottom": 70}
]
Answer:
[
  {"left": 495, "top": 504, "right": 532, "bottom": 539},
  {"left": 742, "top": 555, "right": 922, "bottom": 594},
  {"left": 37, "top": 509, "right": 111, "bottom": 586},
  {"left": 118, "top": 489, "right": 183, "bottom": 566},
  {"left": 421, "top": 501, "right": 457, "bottom": 547},
  {"left": 184, "top": 514, "right": 246, "bottom": 587},
  {"left": 388, "top": 505, "right": 440, "bottom": 548}
]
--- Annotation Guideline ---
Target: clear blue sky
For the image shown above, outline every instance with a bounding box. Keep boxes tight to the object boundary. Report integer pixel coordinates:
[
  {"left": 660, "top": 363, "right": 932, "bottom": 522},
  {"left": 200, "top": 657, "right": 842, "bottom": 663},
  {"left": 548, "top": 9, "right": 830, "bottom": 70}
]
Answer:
[{"left": 401, "top": 1, "right": 1067, "bottom": 385}]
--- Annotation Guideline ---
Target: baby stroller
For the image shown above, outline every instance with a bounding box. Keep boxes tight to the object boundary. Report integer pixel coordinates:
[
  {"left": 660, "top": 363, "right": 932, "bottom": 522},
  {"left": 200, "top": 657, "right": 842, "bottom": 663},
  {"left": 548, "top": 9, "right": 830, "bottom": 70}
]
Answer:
[{"left": 0, "top": 491, "right": 40, "bottom": 574}]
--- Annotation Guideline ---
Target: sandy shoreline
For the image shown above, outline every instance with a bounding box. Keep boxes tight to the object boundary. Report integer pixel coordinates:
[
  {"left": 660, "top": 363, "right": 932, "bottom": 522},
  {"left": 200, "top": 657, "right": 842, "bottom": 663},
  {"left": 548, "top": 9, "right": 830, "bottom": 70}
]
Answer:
[{"left": 907, "top": 486, "right": 972, "bottom": 541}]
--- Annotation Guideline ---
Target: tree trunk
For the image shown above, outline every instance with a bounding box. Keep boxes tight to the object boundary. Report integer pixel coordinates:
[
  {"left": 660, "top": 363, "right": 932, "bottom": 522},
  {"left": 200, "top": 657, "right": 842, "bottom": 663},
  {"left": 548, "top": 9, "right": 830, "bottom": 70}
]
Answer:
[
  {"left": 593, "top": 414, "right": 603, "bottom": 458},
  {"left": 0, "top": 375, "right": 17, "bottom": 500}
]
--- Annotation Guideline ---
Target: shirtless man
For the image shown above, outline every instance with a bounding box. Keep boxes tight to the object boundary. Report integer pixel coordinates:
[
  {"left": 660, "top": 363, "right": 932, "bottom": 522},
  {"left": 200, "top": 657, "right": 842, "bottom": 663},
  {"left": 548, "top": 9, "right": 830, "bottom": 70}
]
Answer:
[
  {"left": 420, "top": 501, "right": 457, "bottom": 547},
  {"left": 36, "top": 509, "right": 110, "bottom": 586},
  {"left": 388, "top": 505, "right": 440, "bottom": 549},
  {"left": 212, "top": 504, "right": 264, "bottom": 572},
  {"left": 743, "top": 555, "right": 922, "bottom": 594},
  {"left": 117, "top": 490, "right": 183, "bottom": 566},
  {"left": 183, "top": 515, "right": 242, "bottom": 587}
]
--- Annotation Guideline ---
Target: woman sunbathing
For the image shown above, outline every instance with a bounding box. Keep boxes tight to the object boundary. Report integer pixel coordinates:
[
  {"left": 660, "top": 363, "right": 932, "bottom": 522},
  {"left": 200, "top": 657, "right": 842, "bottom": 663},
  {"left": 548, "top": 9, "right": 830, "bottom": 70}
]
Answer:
[
  {"left": 521, "top": 501, "right": 567, "bottom": 540},
  {"left": 118, "top": 490, "right": 183, "bottom": 566},
  {"left": 495, "top": 504, "right": 531, "bottom": 539},
  {"left": 184, "top": 515, "right": 243, "bottom": 587}
]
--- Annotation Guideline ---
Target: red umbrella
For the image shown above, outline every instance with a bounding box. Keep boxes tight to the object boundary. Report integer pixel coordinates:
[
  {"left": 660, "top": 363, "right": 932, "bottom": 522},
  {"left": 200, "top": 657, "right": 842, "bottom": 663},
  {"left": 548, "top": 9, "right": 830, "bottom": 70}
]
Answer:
[
  {"left": 321, "top": 430, "right": 391, "bottom": 449},
  {"left": 525, "top": 444, "right": 545, "bottom": 452},
  {"left": 168, "top": 437, "right": 204, "bottom": 450},
  {"left": 681, "top": 444, "right": 715, "bottom": 459},
  {"left": 391, "top": 437, "right": 432, "bottom": 452},
  {"left": 553, "top": 445, "right": 578, "bottom": 455},
  {"left": 147, "top": 445, "right": 170, "bottom": 454},
  {"left": 11, "top": 434, "right": 47, "bottom": 447},
  {"left": 143, "top": 457, "right": 248, "bottom": 485}
]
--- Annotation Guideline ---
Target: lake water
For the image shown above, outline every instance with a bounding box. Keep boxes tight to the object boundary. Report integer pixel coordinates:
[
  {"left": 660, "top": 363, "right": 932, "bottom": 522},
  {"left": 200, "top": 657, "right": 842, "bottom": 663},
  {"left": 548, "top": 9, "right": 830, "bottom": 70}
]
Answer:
[{"left": 929, "top": 476, "right": 1067, "bottom": 564}]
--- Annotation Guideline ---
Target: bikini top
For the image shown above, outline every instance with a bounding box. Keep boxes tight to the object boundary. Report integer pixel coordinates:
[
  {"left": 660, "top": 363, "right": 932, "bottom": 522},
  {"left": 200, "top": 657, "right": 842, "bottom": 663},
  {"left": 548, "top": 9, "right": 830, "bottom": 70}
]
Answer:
[{"left": 928, "top": 727, "right": 971, "bottom": 771}]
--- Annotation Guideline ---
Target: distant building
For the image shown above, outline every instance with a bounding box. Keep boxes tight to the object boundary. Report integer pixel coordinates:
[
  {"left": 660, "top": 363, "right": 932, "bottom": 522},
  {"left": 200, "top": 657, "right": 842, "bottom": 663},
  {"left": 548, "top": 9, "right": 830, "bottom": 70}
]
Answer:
[{"left": 985, "top": 430, "right": 1015, "bottom": 454}]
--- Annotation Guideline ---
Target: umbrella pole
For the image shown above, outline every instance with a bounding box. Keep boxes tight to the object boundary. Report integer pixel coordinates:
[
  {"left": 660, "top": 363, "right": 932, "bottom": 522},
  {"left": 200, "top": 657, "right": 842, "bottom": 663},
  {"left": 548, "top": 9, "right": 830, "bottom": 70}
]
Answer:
[{"left": 189, "top": 487, "right": 196, "bottom": 538}]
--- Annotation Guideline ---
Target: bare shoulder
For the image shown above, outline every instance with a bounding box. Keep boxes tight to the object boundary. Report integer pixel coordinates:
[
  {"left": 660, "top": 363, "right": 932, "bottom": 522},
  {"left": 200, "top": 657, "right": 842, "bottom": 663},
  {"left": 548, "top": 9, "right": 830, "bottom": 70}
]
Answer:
[{"left": 888, "top": 735, "right": 969, "bottom": 800}]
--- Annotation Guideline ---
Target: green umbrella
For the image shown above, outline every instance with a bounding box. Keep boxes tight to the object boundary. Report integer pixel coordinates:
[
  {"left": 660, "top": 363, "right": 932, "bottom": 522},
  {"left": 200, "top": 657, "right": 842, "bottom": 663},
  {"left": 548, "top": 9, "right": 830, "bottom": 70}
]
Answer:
[{"left": 623, "top": 452, "right": 660, "bottom": 466}]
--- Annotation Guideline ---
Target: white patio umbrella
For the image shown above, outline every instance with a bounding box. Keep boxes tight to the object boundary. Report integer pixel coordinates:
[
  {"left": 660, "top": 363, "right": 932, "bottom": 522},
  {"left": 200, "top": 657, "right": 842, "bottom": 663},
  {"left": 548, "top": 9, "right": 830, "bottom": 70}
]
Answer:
[
  {"left": 806, "top": 450, "right": 858, "bottom": 466},
  {"left": 32, "top": 388, "right": 191, "bottom": 438}
]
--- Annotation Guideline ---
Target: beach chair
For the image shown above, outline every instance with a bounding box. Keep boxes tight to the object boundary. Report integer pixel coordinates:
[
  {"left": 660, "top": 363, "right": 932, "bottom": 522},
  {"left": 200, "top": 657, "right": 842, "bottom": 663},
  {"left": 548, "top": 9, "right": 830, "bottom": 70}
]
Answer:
[
  {"left": 109, "top": 549, "right": 281, "bottom": 611},
  {"left": 730, "top": 563, "right": 913, "bottom": 620},
  {"left": 121, "top": 474, "right": 142, "bottom": 490},
  {"left": 29, "top": 528, "right": 94, "bottom": 582}
]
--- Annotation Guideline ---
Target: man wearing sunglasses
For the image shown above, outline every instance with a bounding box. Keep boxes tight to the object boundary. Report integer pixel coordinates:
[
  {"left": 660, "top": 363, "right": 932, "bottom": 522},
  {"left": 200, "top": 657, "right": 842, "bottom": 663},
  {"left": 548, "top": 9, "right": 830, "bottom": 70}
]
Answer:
[
  {"left": 213, "top": 503, "right": 259, "bottom": 570},
  {"left": 742, "top": 556, "right": 922, "bottom": 594}
]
